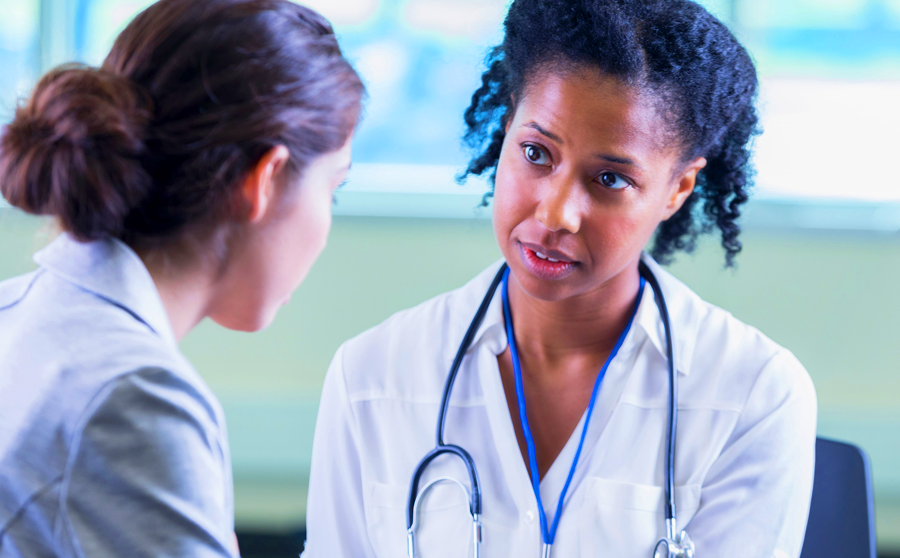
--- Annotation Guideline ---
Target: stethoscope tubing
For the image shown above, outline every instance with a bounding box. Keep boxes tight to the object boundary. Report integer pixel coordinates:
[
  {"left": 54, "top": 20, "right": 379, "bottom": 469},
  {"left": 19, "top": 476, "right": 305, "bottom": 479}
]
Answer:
[
  {"left": 638, "top": 259, "right": 678, "bottom": 527},
  {"left": 406, "top": 263, "right": 507, "bottom": 529},
  {"left": 436, "top": 263, "right": 508, "bottom": 448}
]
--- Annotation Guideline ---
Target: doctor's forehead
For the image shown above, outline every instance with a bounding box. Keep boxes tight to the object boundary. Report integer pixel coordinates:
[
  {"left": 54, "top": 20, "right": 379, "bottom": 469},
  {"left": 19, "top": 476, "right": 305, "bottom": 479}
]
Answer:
[{"left": 513, "top": 68, "right": 675, "bottom": 159}]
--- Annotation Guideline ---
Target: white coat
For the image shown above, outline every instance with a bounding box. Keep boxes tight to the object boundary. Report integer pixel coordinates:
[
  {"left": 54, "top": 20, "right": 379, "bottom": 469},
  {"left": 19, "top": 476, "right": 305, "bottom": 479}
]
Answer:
[{"left": 302, "top": 256, "right": 817, "bottom": 558}]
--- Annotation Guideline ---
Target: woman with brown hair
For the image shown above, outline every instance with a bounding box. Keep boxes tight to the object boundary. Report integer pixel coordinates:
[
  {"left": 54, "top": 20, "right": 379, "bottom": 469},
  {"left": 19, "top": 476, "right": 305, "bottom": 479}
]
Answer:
[{"left": 0, "top": 0, "right": 363, "bottom": 556}]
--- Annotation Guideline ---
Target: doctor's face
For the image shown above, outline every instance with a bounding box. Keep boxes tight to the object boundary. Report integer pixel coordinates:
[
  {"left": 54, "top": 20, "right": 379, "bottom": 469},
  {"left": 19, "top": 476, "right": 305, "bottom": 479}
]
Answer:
[{"left": 492, "top": 67, "right": 703, "bottom": 302}]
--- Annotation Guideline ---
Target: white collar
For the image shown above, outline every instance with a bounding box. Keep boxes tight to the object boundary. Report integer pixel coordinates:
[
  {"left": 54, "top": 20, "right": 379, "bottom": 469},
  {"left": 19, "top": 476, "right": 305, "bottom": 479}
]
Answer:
[
  {"left": 634, "top": 254, "right": 703, "bottom": 376},
  {"left": 461, "top": 255, "right": 702, "bottom": 376}
]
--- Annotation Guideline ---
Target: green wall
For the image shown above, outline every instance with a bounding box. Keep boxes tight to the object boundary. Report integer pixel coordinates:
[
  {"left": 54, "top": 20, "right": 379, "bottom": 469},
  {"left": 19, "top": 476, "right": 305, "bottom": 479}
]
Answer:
[{"left": 2, "top": 210, "right": 898, "bottom": 550}]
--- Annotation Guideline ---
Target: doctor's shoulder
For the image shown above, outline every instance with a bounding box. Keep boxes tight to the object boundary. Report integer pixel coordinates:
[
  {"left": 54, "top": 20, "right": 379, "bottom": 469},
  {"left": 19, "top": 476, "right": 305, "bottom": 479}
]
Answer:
[
  {"left": 669, "top": 268, "right": 818, "bottom": 434},
  {"left": 331, "top": 262, "right": 504, "bottom": 397}
]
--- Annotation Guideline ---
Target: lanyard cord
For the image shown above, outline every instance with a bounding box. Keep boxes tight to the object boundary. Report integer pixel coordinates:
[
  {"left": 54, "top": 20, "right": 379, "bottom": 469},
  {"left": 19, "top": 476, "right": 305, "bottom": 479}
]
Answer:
[{"left": 500, "top": 267, "right": 646, "bottom": 547}]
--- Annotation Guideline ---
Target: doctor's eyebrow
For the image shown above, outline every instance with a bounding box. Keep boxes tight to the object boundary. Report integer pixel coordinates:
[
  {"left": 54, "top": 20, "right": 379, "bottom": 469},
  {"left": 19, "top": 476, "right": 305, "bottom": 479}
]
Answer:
[
  {"left": 524, "top": 121, "right": 563, "bottom": 144},
  {"left": 597, "top": 153, "right": 639, "bottom": 167},
  {"left": 524, "top": 121, "right": 640, "bottom": 168}
]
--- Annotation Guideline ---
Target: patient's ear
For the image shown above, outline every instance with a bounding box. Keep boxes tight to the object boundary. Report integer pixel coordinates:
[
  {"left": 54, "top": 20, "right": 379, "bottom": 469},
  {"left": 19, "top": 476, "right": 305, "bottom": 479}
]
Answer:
[{"left": 240, "top": 145, "right": 290, "bottom": 223}]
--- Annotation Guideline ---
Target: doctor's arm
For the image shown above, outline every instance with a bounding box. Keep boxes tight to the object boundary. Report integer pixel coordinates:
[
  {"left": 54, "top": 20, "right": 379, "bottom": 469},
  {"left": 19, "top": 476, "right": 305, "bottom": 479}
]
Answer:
[
  {"left": 686, "top": 350, "right": 817, "bottom": 558},
  {"left": 302, "top": 344, "right": 377, "bottom": 558}
]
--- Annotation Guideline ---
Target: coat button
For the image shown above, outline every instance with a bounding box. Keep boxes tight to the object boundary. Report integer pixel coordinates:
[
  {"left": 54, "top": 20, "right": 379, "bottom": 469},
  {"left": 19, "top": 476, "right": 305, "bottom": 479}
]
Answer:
[{"left": 525, "top": 510, "right": 535, "bottom": 524}]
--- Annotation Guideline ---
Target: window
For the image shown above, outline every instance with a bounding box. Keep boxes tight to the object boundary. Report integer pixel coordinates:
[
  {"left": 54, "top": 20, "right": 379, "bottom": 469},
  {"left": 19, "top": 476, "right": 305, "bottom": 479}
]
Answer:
[
  {"left": 311, "top": 0, "right": 900, "bottom": 221},
  {"left": 6, "top": 0, "right": 900, "bottom": 226},
  {"left": 74, "top": 0, "right": 157, "bottom": 64},
  {"left": 738, "top": 0, "right": 900, "bottom": 211},
  {"left": 0, "top": 0, "right": 39, "bottom": 122}
]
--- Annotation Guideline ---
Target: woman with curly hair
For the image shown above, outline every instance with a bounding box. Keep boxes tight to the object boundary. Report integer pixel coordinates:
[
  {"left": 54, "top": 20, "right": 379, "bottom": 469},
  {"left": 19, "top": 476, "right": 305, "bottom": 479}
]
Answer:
[{"left": 303, "top": 1, "right": 816, "bottom": 556}]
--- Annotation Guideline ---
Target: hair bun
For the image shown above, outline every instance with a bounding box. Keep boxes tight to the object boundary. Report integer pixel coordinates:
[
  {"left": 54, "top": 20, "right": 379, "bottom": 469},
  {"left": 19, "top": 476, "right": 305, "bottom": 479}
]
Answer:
[{"left": 0, "top": 64, "right": 154, "bottom": 240}]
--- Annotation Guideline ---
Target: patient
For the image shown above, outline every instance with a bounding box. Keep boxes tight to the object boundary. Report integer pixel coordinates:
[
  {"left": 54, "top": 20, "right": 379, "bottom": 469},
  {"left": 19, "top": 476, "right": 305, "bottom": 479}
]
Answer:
[{"left": 0, "top": 1, "right": 362, "bottom": 555}]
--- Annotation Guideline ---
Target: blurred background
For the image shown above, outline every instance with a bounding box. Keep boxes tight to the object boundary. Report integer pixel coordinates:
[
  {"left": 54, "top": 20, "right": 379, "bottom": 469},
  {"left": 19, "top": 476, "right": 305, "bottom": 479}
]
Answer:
[{"left": 1, "top": 0, "right": 899, "bottom": 555}]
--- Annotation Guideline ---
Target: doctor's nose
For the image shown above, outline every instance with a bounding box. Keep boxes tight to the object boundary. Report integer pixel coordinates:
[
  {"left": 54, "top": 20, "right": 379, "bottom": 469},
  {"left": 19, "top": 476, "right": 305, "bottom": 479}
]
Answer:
[{"left": 534, "top": 178, "right": 584, "bottom": 234}]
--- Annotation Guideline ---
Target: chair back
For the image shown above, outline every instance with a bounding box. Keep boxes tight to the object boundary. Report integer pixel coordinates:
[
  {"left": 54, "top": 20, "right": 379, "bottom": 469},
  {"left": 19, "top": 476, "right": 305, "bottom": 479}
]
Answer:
[{"left": 800, "top": 437, "right": 877, "bottom": 558}]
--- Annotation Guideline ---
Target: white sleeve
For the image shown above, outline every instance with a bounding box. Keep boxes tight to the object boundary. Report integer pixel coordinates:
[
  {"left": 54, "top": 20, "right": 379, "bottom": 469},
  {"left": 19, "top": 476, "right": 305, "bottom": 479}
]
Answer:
[
  {"left": 302, "top": 344, "right": 376, "bottom": 558},
  {"left": 686, "top": 350, "right": 817, "bottom": 558}
]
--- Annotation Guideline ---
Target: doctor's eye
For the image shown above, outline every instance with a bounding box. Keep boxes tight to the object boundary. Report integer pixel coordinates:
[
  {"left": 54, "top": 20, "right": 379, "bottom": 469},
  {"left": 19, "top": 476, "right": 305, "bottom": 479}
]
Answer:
[
  {"left": 598, "top": 171, "right": 630, "bottom": 190},
  {"left": 523, "top": 144, "right": 550, "bottom": 166}
]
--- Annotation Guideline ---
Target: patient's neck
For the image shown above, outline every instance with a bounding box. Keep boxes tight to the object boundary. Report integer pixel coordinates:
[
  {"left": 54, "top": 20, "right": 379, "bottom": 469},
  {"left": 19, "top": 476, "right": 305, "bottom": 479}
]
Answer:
[{"left": 141, "top": 252, "right": 217, "bottom": 343}]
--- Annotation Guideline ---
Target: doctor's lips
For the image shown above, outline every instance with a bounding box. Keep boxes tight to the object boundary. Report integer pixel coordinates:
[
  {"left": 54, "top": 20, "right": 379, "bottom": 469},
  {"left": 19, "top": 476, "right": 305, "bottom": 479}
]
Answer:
[{"left": 518, "top": 241, "right": 579, "bottom": 280}]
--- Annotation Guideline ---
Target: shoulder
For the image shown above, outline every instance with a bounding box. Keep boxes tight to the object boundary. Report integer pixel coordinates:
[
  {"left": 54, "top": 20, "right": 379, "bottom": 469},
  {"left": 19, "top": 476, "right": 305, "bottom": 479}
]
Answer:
[
  {"left": 68, "top": 366, "right": 230, "bottom": 482},
  {"left": 62, "top": 367, "right": 235, "bottom": 558},
  {"left": 4, "top": 257, "right": 214, "bottom": 404},
  {"left": 649, "top": 260, "right": 815, "bottom": 416},
  {"left": 0, "top": 267, "right": 223, "bottom": 452},
  {"left": 67, "top": 366, "right": 231, "bottom": 499},
  {"left": 55, "top": 358, "right": 228, "bottom": 478},
  {"left": 0, "top": 269, "right": 43, "bottom": 310},
  {"left": 69, "top": 324, "right": 221, "bottom": 432},
  {"left": 335, "top": 261, "right": 505, "bottom": 400},
  {"left": 83, "top": 366, "right": 226, "bottom": 437}
]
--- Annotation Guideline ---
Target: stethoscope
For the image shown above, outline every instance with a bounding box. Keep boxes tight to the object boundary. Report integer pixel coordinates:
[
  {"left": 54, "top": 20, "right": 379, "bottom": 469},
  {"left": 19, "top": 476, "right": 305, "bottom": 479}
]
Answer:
[{"left": 406, "top": 260, "right": 693, "bottom": 558}]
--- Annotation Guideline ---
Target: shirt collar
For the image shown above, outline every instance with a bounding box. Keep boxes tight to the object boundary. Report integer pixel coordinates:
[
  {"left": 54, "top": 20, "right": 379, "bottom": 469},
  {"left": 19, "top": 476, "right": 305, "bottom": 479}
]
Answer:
[
  {"left": 458, "top": 260, "right": 508, "bottom": 356},
  {"left": 33, "top": 233, "right": 177, "bottom": 347},
  {"left": 464, "top": 256, "right": 701, "bottom": 376},
  {"left": 634, "top": 253, "right": 702, "bottom": 376}
]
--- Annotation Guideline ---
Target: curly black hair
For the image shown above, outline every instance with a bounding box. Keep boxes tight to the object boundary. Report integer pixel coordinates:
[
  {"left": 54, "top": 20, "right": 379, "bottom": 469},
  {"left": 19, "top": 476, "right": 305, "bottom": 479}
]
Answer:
[{"left": 461, "top": 0, "right": 760, "bottom": 266}]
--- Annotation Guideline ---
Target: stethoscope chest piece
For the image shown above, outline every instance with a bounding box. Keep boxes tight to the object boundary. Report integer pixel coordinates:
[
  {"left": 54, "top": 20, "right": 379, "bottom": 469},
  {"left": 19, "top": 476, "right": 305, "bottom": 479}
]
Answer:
[{"left": 654, "top": 529, "right": 694, "bottom": 558}]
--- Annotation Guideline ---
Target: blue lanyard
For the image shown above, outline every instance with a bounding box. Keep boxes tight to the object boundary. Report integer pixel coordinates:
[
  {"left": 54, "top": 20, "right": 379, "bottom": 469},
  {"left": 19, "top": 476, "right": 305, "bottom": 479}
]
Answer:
[{"left": 500, "top": 267, "right": 645, "bottom": 548}]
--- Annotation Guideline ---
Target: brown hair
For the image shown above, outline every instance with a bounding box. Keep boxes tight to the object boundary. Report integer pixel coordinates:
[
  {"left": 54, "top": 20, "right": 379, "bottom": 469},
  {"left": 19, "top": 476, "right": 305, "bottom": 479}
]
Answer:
[{"left": 0, "top": 0, "right": 364, "bottom": 253}]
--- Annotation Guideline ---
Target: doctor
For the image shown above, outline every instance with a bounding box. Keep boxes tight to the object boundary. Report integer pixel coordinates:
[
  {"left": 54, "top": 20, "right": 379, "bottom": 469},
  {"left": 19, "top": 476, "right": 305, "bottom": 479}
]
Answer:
[{"left": 303, "top": 0, "right": 816, "bottom": 556}]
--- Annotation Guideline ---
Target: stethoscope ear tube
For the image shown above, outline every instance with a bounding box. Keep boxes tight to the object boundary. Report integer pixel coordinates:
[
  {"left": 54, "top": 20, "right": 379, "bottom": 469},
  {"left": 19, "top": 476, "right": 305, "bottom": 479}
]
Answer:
[
  {"left": 638, "top": 260, "right": 678, "bottom": 529},
  {"left": 406, "top": 263, "right": 508, "bottom": 532},
  {"left": 435, "top": 263, "right": 508, "bottom": 448}
]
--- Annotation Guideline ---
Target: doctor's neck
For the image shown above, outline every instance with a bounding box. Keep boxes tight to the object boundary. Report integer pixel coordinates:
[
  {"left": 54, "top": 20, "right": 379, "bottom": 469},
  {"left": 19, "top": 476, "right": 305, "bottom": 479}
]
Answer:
[{"left": 505, "top": 261, "right": 642, "bottom": 363}]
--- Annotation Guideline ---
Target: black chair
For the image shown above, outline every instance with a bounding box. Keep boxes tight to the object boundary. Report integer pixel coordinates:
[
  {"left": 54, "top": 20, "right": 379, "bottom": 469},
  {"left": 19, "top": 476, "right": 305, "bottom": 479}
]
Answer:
[{"left": 800, "top": 437, "right": 877, "bottom": 558}]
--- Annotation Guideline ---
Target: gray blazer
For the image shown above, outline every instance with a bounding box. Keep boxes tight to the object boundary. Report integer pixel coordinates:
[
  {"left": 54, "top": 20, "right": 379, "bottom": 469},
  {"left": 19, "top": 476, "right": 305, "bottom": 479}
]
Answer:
[{"left": 0, "top": 234, "right": 235, "bottom": 558}]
